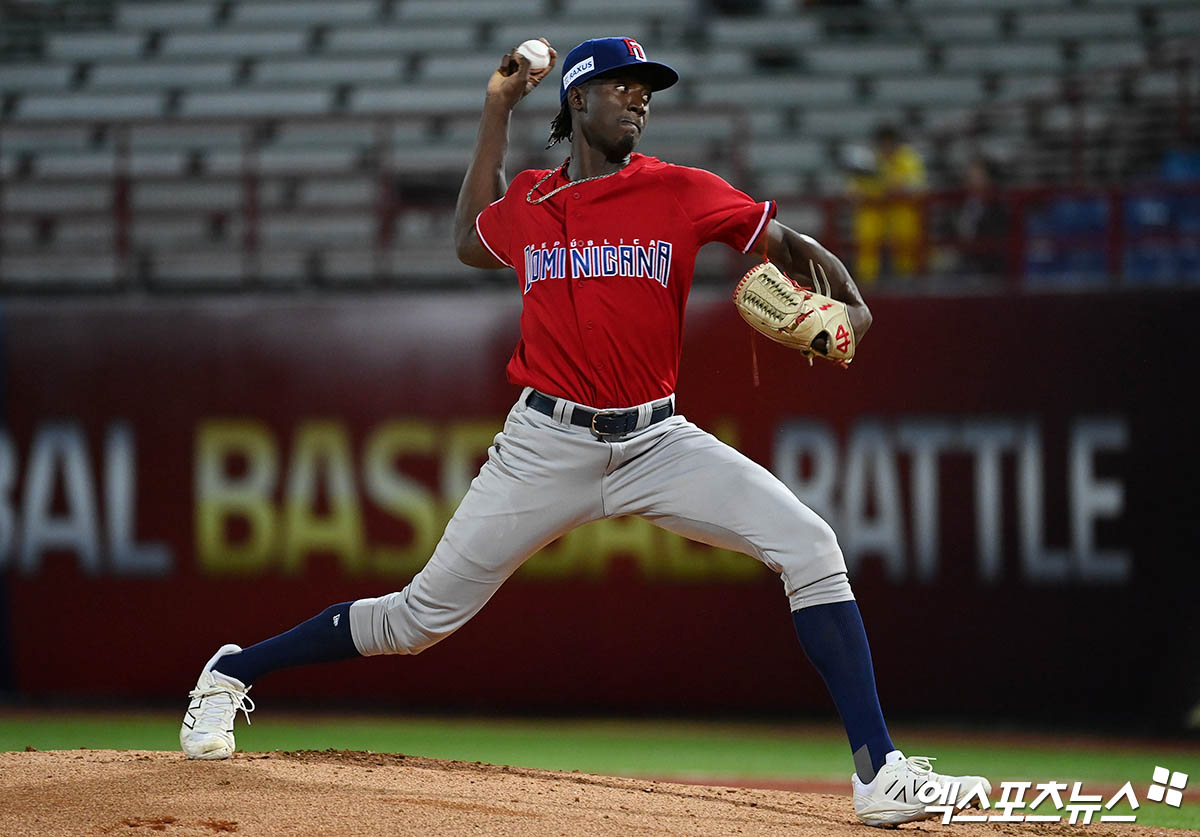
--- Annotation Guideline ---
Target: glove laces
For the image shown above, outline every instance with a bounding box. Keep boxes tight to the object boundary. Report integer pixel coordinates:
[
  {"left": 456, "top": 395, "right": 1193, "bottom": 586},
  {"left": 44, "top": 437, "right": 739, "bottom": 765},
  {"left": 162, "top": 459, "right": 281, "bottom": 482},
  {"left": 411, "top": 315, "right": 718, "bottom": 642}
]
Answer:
[{"left": 188, "top": 682, "right": 255, "bottom": 727}]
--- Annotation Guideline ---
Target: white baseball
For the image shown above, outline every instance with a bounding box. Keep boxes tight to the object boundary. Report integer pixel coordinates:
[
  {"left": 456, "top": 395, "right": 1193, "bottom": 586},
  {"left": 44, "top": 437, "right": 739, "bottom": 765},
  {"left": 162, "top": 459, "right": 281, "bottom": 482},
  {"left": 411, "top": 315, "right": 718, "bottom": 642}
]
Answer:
[{"left": 516, "top": 39, "right": 551, "bottom": 71}]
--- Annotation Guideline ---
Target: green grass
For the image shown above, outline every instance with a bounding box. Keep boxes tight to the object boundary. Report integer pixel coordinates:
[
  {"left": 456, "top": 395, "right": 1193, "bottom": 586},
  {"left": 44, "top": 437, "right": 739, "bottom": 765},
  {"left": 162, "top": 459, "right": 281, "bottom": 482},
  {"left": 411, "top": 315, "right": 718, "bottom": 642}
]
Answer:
[{"left": 2, "top": 713, "right": 1197, "bottom": 829}]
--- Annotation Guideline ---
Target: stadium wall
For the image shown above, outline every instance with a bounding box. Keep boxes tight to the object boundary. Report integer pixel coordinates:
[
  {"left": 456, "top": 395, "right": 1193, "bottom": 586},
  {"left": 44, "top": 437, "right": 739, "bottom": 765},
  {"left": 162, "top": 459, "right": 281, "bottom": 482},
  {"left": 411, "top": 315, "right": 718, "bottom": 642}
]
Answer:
[{"left": 0, "top": 289, "right": 1196, "bottom": 730}]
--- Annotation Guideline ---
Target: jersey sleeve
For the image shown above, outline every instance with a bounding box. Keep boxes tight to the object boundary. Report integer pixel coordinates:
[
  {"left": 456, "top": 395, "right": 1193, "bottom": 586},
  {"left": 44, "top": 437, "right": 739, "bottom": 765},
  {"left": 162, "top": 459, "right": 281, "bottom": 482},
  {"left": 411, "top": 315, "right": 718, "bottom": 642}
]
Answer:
[
  {"left": 474, "top": 189, "right": 517, "bottom": 268},
  {"left": 670, "top": 166, "right": 777, "bottom": 254}
]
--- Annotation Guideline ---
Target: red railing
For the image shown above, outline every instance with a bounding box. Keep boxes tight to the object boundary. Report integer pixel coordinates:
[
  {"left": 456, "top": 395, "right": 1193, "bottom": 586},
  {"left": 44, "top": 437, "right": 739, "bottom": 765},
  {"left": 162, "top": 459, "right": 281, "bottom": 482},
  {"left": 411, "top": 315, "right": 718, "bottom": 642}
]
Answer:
[{"left": 780, "top": 181, "right": 1200, "bottom": 289}]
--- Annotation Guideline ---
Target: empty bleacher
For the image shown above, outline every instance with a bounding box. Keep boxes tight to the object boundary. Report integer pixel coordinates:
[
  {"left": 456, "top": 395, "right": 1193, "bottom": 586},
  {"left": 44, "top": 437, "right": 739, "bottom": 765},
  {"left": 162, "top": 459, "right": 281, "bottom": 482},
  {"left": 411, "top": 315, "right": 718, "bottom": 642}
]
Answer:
[{"left": 0, "top": 0, "right": 1197, "bottom": 287}]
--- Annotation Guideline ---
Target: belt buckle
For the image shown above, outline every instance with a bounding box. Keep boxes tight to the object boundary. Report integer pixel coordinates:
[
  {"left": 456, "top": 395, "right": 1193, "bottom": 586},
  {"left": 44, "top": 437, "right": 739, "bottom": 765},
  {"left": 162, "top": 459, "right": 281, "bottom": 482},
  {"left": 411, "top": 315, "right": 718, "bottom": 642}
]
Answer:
[{"left": 590, "top": 409, "right": 624, "bottom": 439}]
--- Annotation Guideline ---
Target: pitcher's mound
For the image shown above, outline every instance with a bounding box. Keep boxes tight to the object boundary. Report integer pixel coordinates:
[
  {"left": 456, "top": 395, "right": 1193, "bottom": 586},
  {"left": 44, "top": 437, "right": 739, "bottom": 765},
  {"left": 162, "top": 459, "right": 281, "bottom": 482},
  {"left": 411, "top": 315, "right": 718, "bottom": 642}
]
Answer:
[{"left": 0, "top": 749, "right": 1171, "bottom": 835}]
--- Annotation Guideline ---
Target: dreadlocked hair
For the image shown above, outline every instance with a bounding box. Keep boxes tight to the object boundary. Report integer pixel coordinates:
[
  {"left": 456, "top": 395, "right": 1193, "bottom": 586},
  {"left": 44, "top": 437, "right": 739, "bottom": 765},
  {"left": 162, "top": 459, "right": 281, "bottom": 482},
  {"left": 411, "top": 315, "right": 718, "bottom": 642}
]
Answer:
[{"left": 546, "top": 100, "right": 572, "bottom": 148}]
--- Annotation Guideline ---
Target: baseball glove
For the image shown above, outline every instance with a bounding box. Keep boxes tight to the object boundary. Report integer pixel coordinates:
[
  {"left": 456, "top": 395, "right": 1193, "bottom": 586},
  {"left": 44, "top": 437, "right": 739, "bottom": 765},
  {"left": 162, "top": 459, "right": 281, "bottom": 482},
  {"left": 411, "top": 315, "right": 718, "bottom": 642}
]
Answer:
[{"left": 733, "top": 260, "right": 856, "bottom": 366}]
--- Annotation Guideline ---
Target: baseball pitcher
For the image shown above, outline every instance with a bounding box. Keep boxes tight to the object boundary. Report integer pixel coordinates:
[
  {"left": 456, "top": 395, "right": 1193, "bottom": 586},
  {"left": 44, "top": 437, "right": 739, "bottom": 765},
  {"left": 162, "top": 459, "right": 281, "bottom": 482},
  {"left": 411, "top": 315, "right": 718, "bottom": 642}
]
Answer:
[{"left": 179, "top": 37, "right": 989, "bottom": 828}]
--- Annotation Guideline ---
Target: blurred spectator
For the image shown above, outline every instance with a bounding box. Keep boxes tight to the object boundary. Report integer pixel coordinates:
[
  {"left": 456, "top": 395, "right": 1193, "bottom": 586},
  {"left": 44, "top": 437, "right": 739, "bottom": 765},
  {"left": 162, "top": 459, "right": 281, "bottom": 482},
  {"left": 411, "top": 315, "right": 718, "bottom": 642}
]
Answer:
[
  {"left": 954, "top": 155, "right": 1008, "bottom": 278},
  {"left": 848, "top": 124, "right": 927, "bottom": 282}
]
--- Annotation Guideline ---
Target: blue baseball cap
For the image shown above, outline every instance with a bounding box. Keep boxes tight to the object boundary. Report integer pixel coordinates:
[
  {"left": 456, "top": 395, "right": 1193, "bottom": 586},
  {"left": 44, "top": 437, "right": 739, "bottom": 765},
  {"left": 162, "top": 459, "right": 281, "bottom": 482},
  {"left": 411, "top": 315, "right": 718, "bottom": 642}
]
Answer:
[{"left": 559, "top": 37, "right": 679, "bottom": 104}]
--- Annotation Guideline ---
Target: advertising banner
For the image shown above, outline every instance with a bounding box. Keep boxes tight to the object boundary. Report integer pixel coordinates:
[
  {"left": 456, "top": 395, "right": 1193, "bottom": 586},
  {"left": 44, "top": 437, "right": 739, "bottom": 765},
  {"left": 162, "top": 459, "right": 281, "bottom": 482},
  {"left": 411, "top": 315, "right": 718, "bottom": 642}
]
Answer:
[{"left": 1, "top": 290, "right": 1196, "bottom": 727}]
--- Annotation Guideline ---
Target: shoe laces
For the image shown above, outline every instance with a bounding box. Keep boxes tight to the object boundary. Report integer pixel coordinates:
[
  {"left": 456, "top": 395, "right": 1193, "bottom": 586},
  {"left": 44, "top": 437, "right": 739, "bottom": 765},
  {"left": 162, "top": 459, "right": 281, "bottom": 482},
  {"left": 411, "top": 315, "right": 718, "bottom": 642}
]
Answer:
[
  {"left": 903, "top": 755, "right": 936, "bottom": 775},
  {"left": 188, "top": 682, "right": 255, "bottom": 727}
]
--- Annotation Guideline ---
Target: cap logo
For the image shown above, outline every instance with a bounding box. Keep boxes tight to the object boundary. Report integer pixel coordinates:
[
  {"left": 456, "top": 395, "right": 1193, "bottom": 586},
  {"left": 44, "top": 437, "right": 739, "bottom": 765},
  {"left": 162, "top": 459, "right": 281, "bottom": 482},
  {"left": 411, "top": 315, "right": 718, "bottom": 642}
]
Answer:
[
  {"left": 623, "top": 38, "right": 646, "bottom": 61},
  {"left": 562, "top": 56, "right": 595, "bottom": 89}
]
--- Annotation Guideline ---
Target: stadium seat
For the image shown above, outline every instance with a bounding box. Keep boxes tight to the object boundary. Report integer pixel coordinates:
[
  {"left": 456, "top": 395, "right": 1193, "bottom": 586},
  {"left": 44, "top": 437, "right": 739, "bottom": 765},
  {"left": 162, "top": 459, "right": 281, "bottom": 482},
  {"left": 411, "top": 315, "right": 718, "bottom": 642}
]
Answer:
[
  {"left": 129, "top": 123, "right": 246, "bottom": 153},
  {"left": 262, "top": 212, "right": 375, "bottom": 246},
  {"left": 0, "top": 254, "right": 119, "bottom": 285},
  {"left": 903, "top": 0, "right": 1066, "bottom": 9},
  {"left": 129, "top": 216, "right": 212, "bottom": 249},
  {"left": 46, "top": 31, "right": 146, "bottom": 60},
  {"left": 89, "top": 61, "right": 237, "bottom": 90},
  {"left": 327, "top": 25, "right": 475, "bottom": 54},
  {"left": 1025, "top": 195, "right": 1111, "bottom": 285},
  {"left": 0, "top": 64, "right": 74, "bottom": 92},
  {"left": 641, "top": 49, "right": 751, "bottom": 79},
  {"left": 230, "top": 0, "right": 380, "bottom": 26},
  {"left": 746, "top": 139, "right": 828, "bottom": 172},
  {"left": 399, "top": 0, "right": 545, "bottom": 21},
  {"left": 707, "top": 17, "right": 820, "bottom": 48},
  {"left": 873, "top": 76, "right": 986, "bottom": 107},
  {"left": 915, "top": 13, "right": 1000, "bottom": 40},
  {"left": 132, "top": 181, "right": 242, "bottom": 211},
  {"left": 1157, "top": 7, "right": 1200, "bottom": 37},
  {"left": 943, "top": 44, "right": 1062, "bottom": 73},
  {"left": 351, "top": 84, "right": 490, "bottom": 115},
  {"left": 390, "top": 146, "right": 477, "bottom": 172},
  {"left": 560, "top": 0, "right": 692, "bottom": 15},
  {"left": 1161, "top": 150, "right": 1200, "bottom": 183},
  {"left": 253, "top": 57, "right": 403, "bottom": 86},
  {"left": 1015, "top": 10, "right": 1137, "bottom": 39},
  {"left": 1177, "top": 243, "right": 1200, "bottom": 283},
  {"left": 640, "top": 111, "right": 739, "bottom": 144},
  {"left": 15, "top": 92, "right": 163, "bottom": 120},
  {"left": 116, "top": 1, "right": 217, "bottom": 29},
  {"left": 32, "top": 150, "right": 186, "bottom": 177},
  {"left": 0, "top": 126, "right": 95, "bottom": 153},
  {"left": 296, "top": 176, "right": 377, "bottom": 208},
  {"left": 490, "top": 23, "right": 638, "bottom": 54},
  {"left": 180, "top": 89, "right": 332, "bottom": 118},
  {"left": 695, "top": 76, "right": 855, "bottom": 108},
  {"left": 1135, "top": 71, "right": 1186, "bottom": 98},
  {"left": 418, "top": 54, "right": 509, "bottom": 84},
  {"left": 805, "top": 44, "right": 927, "bottom": 75},
  {"left": 151, "top": 250, "right": 246, "bottom": 284},
  {"left": 202, "top": 146, "right": 360, "bottom": 175},
  {"left": 997, "top": 74, "right": 1061, "bottom": 100},
  {"left": 0, "top": 219, "right": 35, "bottom": 249},
  {"left": 272, "top": 121, "right": 386, "bottom": 151},
  {"left": 1040, "top": 104, "right": 1111, "bottom": 135},
  {"left": 160, "top": 30, "right": 309, "bottom": 59},
  {"left": 1175, "top": 196, "right": 1200, "bottom": 233},
  {"left": 804, "top": 107, "right": 905, "bottom": 139},
  {"left": 1077, "top": 40, "right": 1145, "bottom": 71},
  {"left": 1123, "top": 244, "right": 1177, "bottom": 284}
]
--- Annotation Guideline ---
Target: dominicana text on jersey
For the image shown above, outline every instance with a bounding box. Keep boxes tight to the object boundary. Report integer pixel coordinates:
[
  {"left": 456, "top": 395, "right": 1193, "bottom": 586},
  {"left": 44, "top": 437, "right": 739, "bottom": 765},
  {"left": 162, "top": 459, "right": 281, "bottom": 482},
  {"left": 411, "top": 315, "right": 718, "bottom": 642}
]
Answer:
[{"left": 523, "top": 239, "right": 674, "bottom": 294}]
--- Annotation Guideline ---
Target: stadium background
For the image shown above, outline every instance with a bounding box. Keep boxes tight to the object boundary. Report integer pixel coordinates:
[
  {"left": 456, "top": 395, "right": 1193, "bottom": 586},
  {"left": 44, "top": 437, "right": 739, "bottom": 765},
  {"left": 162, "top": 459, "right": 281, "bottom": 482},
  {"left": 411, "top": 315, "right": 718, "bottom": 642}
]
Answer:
[{"left": 1, "top": 0, "right": 1198, "bottom": 822}]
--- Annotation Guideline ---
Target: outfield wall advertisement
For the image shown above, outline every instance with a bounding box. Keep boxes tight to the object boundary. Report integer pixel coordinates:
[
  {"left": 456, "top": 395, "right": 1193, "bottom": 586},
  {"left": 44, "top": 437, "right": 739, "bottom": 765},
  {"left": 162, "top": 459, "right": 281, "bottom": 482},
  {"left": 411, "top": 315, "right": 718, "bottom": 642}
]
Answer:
[{"left": 1, "top": 291, "right": 1196, "bottom": 728}]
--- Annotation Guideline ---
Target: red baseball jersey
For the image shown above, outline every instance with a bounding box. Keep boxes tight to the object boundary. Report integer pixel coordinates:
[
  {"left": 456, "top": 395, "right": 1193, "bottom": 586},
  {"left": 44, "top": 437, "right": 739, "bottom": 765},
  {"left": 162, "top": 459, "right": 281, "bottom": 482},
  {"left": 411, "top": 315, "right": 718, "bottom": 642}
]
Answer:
[{"left": 476, "top": 153, "right": 775, "bottom": 407}]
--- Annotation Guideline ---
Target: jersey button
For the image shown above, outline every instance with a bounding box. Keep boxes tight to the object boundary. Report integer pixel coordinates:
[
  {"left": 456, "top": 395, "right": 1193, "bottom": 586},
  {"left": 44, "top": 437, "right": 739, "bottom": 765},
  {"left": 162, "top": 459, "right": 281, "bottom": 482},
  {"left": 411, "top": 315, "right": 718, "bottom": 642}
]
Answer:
[
  {"left": 572, "top": 192, "right": 581, "bottom": 199},
  {"left": 577, "top": 280, "right": 585, "bottom": 288},
  {"left": 586, "top": 321, "right": 593, "bottom": 330}
]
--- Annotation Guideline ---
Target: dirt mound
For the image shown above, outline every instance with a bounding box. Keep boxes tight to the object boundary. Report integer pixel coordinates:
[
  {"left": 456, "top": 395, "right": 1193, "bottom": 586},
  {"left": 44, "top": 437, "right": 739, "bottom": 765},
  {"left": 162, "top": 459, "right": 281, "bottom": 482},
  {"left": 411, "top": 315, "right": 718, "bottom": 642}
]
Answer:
[{"left": 0, "top": 749, "right": 1178, "bottom": 835}]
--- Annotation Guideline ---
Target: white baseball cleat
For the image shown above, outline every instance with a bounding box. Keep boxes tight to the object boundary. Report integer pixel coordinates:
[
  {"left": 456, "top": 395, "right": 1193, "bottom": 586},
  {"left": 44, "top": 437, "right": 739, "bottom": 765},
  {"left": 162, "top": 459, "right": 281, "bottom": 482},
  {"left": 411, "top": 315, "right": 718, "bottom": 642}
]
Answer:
[
  {"left": 179, "top": 644, "right": 255, "bottom": 760},
  {"left": 852, "top": 750, "right": 991, "bottom": 828}
]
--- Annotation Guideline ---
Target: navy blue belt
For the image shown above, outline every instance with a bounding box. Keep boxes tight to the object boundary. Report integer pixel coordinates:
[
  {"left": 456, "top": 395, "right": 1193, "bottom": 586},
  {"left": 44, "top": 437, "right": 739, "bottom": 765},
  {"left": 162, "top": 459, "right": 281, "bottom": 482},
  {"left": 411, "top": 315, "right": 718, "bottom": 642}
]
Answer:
[{"left": 526, "top": 390, "right": 673, "bottom": 438}]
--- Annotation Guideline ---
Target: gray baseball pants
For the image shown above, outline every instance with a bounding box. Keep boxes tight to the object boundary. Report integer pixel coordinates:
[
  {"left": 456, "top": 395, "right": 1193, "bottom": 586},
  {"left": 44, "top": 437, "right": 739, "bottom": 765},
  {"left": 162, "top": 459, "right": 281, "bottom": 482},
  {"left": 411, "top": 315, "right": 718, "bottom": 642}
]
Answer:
[{"left": 349, "top": 388, "right": 852, "bottom": 656}]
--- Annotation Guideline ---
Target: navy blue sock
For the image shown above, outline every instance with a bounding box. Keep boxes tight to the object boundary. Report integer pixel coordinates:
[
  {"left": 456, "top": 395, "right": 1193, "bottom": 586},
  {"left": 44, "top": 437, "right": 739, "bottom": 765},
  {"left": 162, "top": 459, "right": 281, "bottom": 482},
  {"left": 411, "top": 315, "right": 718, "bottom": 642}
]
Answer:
[
  {"left": 212, "top": 602, "right": 360, "bottom": 687},
  {"left": 792, "top": 600, "right": 894, "bottom": 783}
]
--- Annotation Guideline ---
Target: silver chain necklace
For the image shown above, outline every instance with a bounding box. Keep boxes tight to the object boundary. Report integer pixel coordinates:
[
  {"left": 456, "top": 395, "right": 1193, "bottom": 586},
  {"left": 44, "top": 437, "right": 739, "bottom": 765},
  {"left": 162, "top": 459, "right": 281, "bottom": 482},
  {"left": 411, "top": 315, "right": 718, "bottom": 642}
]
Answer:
[{"left": 525, "top": 158, "right": 622, "bottom": 205}]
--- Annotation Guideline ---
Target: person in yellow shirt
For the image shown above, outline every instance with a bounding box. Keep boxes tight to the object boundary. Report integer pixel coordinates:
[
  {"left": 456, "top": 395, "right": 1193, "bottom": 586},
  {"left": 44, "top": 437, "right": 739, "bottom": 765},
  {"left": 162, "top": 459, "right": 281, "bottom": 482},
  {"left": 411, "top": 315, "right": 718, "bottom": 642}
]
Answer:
[{"left": 849, "top": 124, "right": 927, "bottom": 281}]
